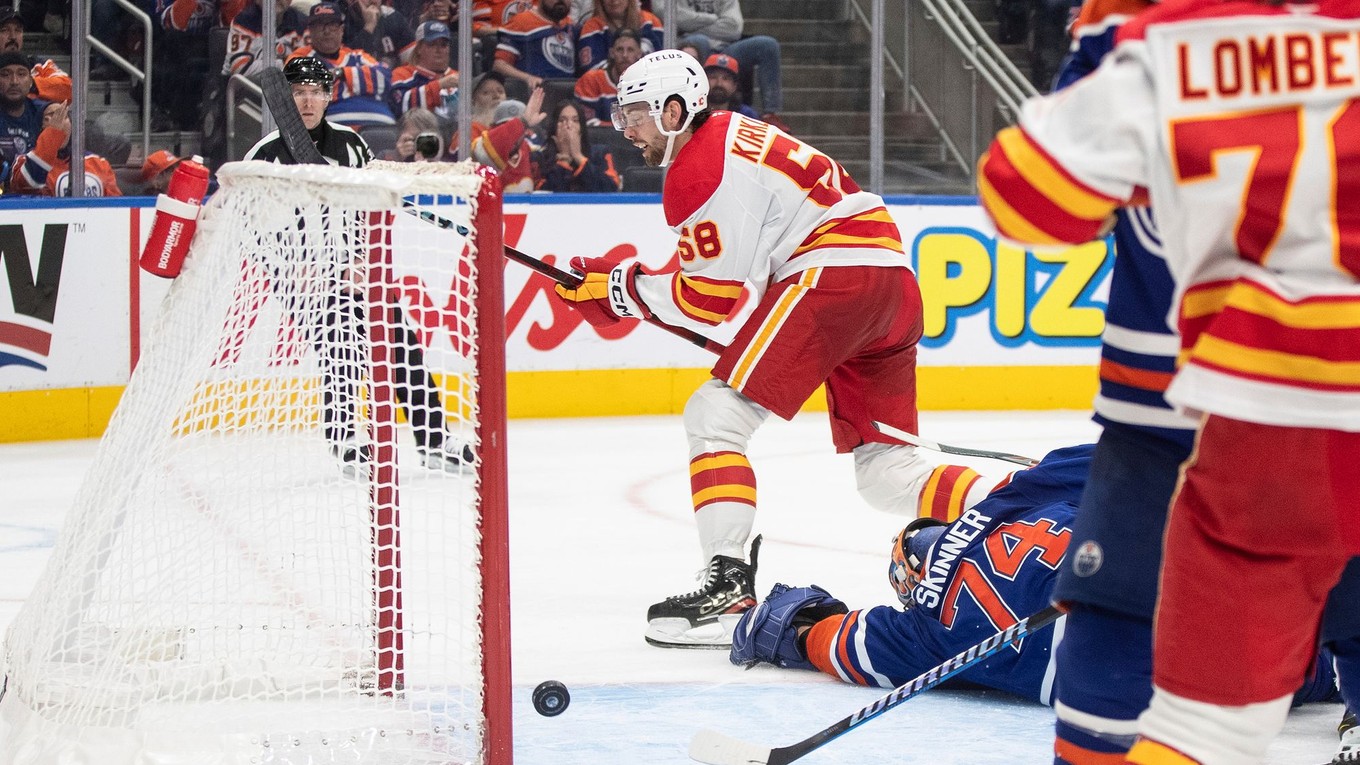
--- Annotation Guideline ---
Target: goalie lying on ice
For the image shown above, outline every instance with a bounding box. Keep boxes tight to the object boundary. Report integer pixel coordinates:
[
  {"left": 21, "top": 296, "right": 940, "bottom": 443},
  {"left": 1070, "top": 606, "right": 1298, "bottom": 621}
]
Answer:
[{"left": 731, "top": 444, "right": 1342, "bottom": 710}]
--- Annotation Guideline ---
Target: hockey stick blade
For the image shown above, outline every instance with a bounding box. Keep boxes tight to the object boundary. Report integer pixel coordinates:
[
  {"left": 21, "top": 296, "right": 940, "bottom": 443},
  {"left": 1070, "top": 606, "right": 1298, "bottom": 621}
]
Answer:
[
  {"left": 258, "top": 67, "right": 327, "bottom": 166},
  {"left": 689, "top": 730, "right": 774, "bottom": 765},
  {"left": 872, "top": 420, "right": 1039, "bottom": 467},
  {"left": 688, "top": 605, "right": 1064, "bottom": 765}
]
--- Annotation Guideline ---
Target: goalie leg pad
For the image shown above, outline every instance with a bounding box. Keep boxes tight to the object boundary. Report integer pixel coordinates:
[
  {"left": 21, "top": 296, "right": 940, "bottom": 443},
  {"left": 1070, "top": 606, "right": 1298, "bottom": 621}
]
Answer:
[{"left": 730, "top": 583, "right": 847, "bottom": 671}]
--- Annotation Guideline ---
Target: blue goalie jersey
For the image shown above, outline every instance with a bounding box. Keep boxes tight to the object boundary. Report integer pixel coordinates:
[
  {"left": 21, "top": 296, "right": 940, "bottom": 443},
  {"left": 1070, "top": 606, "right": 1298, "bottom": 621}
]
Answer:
[{"left": 804, "top": 445, "right": 1092, "bottom": 704}]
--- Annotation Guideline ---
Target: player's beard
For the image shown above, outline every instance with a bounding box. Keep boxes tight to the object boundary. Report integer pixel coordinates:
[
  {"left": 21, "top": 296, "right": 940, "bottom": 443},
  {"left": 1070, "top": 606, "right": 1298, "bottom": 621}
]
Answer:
[
  {"left": 707, "top": 85, "right": 733, "bottom": 110},
  {"left": 640, "top": 137, "right": 665, "bottom": 166}
]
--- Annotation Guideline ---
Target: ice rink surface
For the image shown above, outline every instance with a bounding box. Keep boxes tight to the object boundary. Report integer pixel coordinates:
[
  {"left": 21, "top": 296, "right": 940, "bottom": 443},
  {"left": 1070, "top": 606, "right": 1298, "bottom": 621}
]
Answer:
[{"left": 0, "top": 410, "right": 1343, "bottom": 763}]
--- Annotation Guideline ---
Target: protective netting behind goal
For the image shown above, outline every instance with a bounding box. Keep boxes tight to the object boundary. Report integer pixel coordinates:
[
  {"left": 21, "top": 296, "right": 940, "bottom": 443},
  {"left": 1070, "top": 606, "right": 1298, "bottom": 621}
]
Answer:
[{"left": 0, "top": 161, "right": 510, "bottom": 765}]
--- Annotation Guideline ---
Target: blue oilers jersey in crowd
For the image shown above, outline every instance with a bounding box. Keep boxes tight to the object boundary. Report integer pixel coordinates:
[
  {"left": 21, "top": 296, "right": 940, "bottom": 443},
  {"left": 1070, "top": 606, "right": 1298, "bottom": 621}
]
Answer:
[
  {"left": 1054, "top": 0, "right": 1197, "bottom": 451},
  {"left": 805, "top": 445, "right": 1092, "bottom": 704}
]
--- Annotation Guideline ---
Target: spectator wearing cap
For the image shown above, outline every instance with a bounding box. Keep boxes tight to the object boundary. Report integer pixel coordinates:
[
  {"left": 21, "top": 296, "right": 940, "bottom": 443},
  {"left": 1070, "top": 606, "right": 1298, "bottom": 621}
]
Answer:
[
  {"left": 389, "top": 21, "right": 459, "bottom": 118},
  {"left": 152, "top": 0, "right": 246, "bottom": 129},
  {"left": 573, "top": 26, "right": 638, "bottom": 126},
  {"left": 223, "top": 0, "right": 307, "bottom": 77},
  {"left": 287, "top": 1, "right": 397, "bottom": 128},
  {"left": 0, "top": 9, "right": 131, "bottom": 165},
  {"left": 493, "top": 0, "right": 577, "bottom": 91},
  {"left": 0, "top": 51, "right": 46, "bottom": 186},
  {"left": 533, "top": 97, "right": 620, "bottom": 192},
  {"left": 704, "top": 53, "right": 758, "bottom": 120},
  {"left": 10, "top": 101, "right": 121, "bottom": 197},
  {"left": 343, "top": 0, "right": 413, "bottom": 69},
  {"left": 657, "top": 0, "right": 787, "bottom": 129},
  {"left": 575, "top": 0, "right": 660, "bottom": 74},
  {"left": 470, "top": 86, "right": 545, "bottom": 192},
  {"left": 141, "top": 150, "right": 181, "bottom": 194}
]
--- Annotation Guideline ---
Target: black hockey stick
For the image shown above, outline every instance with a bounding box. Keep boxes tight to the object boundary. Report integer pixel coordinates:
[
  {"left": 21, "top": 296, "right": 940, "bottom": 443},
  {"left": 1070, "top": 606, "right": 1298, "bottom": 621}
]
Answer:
[
  {"left": 404, "top": 207, "right": 1036, "bottom": 464},
  {"left": 688, "top": 605, "right": 1064, "bottom": 765},
  {"left": 400, "top": 204, "right": 725, "bottom": 354},
  {"left": 258, "top": 67, "right": 326, "bottom": 165},
  {"left": 872, "top": 420, "right": 1039, "bottom": 467}
]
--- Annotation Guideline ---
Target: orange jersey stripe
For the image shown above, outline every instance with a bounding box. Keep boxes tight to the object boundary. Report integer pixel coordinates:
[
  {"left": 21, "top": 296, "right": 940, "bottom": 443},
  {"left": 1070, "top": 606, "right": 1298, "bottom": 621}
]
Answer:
[
  {"left": 833, "top": 611, "right": 871, "bottom": 686},
  {"left": 1125, "top": 739, "right": 1201, "bottom": 765},
  {"left": 1054, "top": 738, "right": 1133, "bottom": 765},
  {"left": 804, "top": 614, "right": 846, "bottom": 678},
  {"left": 1099, "top": 357, "right": 1176, "bottom": 393}
]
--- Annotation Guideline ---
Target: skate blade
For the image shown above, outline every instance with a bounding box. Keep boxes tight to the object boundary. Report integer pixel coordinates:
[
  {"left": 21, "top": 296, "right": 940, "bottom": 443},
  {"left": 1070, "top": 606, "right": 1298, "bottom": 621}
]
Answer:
[{"left": 644, "top": 615, "right": 742, "bottom": 649}]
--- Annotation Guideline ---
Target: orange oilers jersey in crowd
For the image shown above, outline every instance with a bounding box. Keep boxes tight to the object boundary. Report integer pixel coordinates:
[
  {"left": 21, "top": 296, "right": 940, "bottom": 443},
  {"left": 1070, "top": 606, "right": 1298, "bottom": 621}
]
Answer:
[
  {"left": 223, "top": 3, "right": 306, "bottom": 76},
  {"left": 472, "top": 0, "right": 534, "bottom": 36},
  {"left": 9, "top": 128, "right": 120, "bottom": 197},
  {"left": 573, "top": 67, "right": 618, "bottom": 124},
  {"left": 575, "top": 11, "right": 663, "bottom": 71},
  {"left": 30, "top": 59, "right": 70, "bottom": 104},
  {"left": 495, "top": 9, "right": 577, "bottom": 79},
  {"left": 389, "top": 64, "right": 456, "bottom": 114},
  {"left": 631, "top": 112, "right": 908, "bottom": 329},
  {"left": 157, "top": 0, "right": 244, "bottom": 33},
  {"left": 976, "top": 0, "right": 1360, "bottom": 432}
]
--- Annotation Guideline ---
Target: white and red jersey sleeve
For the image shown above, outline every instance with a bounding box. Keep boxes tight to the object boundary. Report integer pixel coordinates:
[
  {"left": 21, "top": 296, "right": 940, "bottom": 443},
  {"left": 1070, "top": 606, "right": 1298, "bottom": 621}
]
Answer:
[
  {"left": 977, "top": 0, "right": 1360, "bottom": 431},
  {"left": 632, "top": 112, "right": 908, "bottom": 328}
]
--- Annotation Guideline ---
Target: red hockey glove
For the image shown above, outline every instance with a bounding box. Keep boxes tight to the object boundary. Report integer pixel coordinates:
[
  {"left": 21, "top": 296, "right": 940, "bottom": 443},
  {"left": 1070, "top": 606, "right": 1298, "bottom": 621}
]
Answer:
[{"left": 553, "top": 256, "right": 651, "bottom": 327}]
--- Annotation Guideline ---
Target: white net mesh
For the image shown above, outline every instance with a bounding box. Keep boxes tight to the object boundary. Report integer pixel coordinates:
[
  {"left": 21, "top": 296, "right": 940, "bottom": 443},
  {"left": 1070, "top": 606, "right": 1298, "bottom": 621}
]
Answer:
[{"left": 0, "top": 161, "right": 502, "bottom": 765}]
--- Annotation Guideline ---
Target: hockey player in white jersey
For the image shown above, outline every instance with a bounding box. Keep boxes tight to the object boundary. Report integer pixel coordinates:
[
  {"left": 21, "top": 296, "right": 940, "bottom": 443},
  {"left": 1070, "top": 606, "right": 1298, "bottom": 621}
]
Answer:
[
  {"left": 554, "top": 50, "right": 1006, "bottom": 648},
  {"left": 977, "top": 0, "right": 1360, "bottom": 761}
]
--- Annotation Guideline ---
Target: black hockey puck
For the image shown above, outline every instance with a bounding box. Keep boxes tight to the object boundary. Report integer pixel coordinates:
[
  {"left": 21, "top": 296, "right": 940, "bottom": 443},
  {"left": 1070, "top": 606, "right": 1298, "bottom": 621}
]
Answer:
[{"left": 532, "top": 680, "right": 570, "bottom": 716}]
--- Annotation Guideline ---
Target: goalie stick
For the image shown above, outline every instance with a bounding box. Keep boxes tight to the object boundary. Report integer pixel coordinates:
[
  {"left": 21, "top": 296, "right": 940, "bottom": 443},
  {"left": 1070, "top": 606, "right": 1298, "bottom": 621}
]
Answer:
[
  {"left": 258, "top": 67, "right": 327, "bottom": 166},
  {"left": 871, "top": 420, "right": 1039, "bottom": 467},
  {"left": 688, "top": 605, "right": 1064, "bottom": 765}
]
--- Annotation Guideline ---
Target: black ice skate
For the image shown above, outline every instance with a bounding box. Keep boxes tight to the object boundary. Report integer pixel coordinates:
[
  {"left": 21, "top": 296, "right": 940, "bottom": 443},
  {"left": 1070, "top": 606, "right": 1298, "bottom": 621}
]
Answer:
[
  {"left": 331, "top": 437, "right": 373, "bottom": 480},
  {"left": 1335, "top": 708, "right": 1358, "bottom": 764},
  {"left": 644, "top": 535, "right": 761, "bottom": 649}
]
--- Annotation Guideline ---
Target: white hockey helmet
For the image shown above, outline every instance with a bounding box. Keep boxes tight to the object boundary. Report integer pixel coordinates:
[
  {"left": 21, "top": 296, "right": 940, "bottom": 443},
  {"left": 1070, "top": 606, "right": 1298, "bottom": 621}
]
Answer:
[{"left": 611, "top": 49, "right": 708, "bottom": 134}]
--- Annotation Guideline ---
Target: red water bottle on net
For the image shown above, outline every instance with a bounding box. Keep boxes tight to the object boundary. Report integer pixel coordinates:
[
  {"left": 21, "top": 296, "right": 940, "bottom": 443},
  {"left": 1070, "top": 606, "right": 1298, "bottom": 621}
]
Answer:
[{"left": 139, "top": 156, "right": 211, "bottom": 278}]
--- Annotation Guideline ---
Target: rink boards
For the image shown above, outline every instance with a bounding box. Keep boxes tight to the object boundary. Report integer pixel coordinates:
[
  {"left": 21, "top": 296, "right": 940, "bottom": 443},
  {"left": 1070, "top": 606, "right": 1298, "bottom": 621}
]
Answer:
[{"left": 0, "top": 193, "right": 1110, "bottom": 442}]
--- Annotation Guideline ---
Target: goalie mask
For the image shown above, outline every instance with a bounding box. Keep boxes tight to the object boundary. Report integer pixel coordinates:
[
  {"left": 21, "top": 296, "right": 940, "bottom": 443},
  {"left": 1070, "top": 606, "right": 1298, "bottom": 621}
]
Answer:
[
  {"left": 888, "top": 518, "right": 947, "bottom": 607},
  {"left": 612, "top": 49, "right": 708, "bottom": 167}
]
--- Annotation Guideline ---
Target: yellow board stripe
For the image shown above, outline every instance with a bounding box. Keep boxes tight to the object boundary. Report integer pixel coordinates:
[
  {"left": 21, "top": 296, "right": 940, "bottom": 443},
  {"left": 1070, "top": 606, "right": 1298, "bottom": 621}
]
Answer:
[
  {"left": 976, "top": 158, "right": 1067, "bottom": 246},
  {"left": 1192, "top": 334, "right": 1360, "bottom": 386},
  {"left": 996, "top": 127, "right": 1119, "bottom": 221}
]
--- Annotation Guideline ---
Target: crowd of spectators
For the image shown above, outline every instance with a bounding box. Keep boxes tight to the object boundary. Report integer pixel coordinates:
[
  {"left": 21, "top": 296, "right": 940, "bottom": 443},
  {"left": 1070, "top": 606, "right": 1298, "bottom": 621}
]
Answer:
[{"left": 2, "top": 0, "right": 793, "bottom": 194}]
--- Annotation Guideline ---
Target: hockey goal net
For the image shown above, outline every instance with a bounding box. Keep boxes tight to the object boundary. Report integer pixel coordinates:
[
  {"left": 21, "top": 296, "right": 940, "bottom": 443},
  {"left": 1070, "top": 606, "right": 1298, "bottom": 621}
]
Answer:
[{"left": 0, "top": 160, "right": 510, "bottom": 765}]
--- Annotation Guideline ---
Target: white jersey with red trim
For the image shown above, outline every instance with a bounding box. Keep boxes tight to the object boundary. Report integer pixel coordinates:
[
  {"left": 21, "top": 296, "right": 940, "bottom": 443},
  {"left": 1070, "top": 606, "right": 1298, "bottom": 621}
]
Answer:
[
  {"left": 977, "top": 0, "right": 1360, "bottom": 431},
  {"left": 632, "top": 111, "right": 908, "bottom": 329}
]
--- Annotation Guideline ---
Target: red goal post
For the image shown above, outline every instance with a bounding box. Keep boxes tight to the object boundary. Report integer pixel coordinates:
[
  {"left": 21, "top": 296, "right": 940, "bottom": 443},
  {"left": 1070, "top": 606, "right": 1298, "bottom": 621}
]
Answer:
[{"left": 0, "top": 160, "right": 512, "bottom": 765}]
